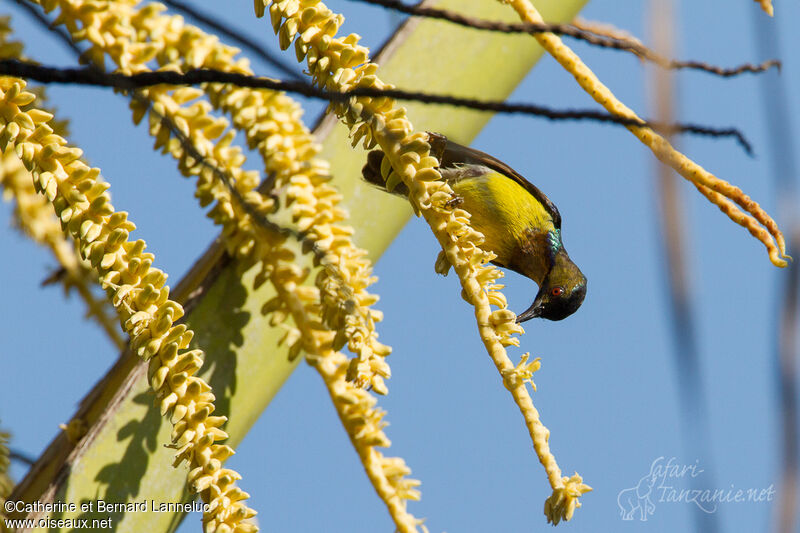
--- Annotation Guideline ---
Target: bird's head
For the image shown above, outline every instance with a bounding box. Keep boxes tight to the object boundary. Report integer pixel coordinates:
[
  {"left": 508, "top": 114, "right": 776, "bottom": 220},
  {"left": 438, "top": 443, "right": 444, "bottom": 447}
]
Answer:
[{"left": 516, "top": 252, "right": 587, "bottom": 322}]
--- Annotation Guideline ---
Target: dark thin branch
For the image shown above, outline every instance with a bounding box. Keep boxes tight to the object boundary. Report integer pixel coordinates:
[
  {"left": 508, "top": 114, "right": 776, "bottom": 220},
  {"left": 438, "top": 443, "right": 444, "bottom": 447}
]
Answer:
[
  {"left": 9, "top": 449, "right": 36, "bottom": 467},
  {"left": 346, "top": 0, "right": 780, "bottom": 78},
  {"left": 160, "top": 0, "right": 304, "bottom": 81},
  {"left": 0, "top": 59, "right": 754, "bottom": 154}
]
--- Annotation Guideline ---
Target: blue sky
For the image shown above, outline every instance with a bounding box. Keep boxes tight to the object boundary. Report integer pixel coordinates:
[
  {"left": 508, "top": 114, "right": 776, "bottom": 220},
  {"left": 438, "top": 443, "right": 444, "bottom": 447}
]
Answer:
[{"left": 1, "top": 1, "right": 798, "bottom": 532}]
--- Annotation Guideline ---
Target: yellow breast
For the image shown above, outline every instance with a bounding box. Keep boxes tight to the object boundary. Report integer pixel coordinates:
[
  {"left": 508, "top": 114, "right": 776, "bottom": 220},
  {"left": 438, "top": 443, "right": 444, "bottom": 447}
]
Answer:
[{"left": 450, "top": 170, "right": 556, "bottom": 266}]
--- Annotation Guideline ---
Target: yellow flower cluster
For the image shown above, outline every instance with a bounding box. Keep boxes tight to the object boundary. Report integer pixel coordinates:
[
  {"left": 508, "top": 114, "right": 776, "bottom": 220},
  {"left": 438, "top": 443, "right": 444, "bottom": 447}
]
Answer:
[
  {"left": 544, "top": 474, "right": 592, "bottom": 525},
  {"left": 259, "top": 0, "right": 581, "bottom": 523},
  {"left": 0, "top": 77, "right": 256, "bottom": 533},
  {"left": 501, "top": 353, "right": 541, "bottom": 391},
  {"left": 503, "top": 0, "right": 787, "bottom": 270}
]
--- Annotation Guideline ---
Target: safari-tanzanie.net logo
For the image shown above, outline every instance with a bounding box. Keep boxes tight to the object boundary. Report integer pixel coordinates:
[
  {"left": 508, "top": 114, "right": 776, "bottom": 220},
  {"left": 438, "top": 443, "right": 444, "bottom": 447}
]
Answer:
[{"left": 617, "top": 456, "right": 775, "bottom": 521}]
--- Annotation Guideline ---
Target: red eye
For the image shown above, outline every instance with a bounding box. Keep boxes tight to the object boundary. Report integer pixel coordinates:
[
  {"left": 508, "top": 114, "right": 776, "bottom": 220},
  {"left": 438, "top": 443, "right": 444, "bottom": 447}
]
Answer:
[{"left": 551, "top": 287, "right": 564, "bottom": 297}]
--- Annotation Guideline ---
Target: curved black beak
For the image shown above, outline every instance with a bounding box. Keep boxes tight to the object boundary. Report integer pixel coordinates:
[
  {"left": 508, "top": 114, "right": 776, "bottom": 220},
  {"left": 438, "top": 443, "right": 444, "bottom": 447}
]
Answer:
[{"left": 516, "top": 300, "right": 544, "bottom": 323}]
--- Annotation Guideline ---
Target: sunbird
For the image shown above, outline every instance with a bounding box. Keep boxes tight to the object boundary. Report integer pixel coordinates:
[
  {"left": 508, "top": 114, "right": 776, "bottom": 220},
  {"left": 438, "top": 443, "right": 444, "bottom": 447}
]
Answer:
[{"left": 362, "top": 133, "right": 586, "bottom": 322}]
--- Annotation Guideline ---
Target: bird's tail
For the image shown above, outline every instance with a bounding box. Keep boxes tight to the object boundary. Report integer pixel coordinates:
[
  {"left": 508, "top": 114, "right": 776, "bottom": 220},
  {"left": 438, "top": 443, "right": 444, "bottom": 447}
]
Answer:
[{"left": 361, "top": 149, "right": 410, "bottom": 197}]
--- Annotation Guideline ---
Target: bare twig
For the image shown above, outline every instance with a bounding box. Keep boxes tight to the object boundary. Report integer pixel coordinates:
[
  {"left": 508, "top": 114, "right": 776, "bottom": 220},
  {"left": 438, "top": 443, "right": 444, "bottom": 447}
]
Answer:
[{"left": 9, "top": 449, "right": 36, "bottom": 467}]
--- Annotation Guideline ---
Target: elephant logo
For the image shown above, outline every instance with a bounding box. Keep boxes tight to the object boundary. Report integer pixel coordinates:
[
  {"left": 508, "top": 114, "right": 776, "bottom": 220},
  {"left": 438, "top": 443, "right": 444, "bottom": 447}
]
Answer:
[{"left": 618, "top": 468, "right": 658, "bottom": 521}]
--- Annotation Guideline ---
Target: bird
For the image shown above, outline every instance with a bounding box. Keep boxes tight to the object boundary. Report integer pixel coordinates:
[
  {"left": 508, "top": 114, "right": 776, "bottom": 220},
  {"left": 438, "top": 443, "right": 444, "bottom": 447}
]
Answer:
[{"left": 361, "top": 132, "right": 586, "bottom": 322}]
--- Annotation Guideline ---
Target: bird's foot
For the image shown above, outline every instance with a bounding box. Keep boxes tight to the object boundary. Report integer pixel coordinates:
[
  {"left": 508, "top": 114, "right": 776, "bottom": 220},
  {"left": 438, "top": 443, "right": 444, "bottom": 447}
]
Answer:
[{"left": 446, "top": 194, "right": 464, "bottom": 209}]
